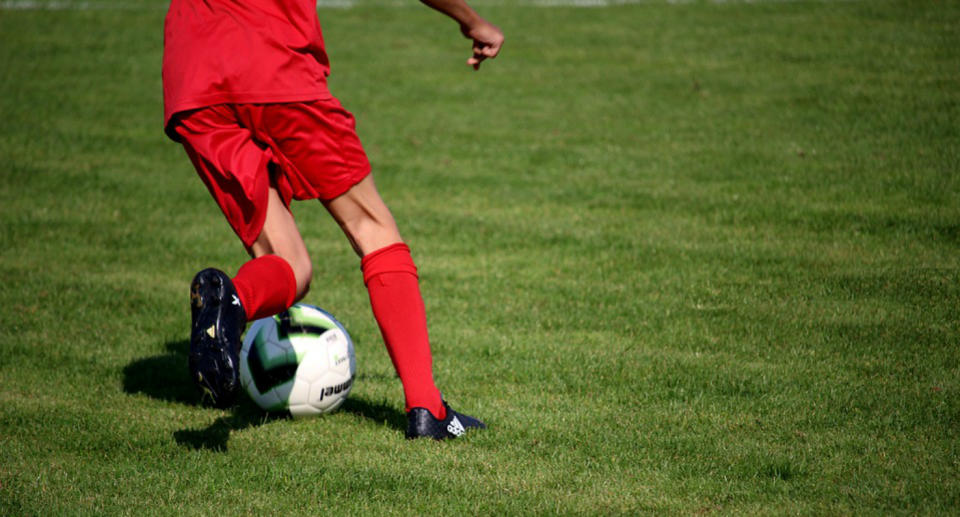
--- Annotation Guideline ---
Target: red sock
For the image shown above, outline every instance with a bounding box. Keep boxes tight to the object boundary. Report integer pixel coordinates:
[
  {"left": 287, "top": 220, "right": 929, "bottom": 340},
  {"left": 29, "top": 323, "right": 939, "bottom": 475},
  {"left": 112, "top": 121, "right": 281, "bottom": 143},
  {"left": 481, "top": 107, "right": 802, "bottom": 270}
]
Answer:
[
  {"left": 232, "top": 255, "right": 297, "bottom": 321},
  {"left": 362, "top": 243, "right": 445, "bottom": 419}
]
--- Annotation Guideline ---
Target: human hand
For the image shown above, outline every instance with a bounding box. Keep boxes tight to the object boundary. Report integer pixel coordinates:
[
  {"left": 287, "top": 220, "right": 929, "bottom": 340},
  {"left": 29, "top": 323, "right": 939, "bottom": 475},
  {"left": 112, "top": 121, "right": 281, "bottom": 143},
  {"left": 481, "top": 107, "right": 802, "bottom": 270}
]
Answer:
[{"left": 460, "top": 18, "right": 503, "bottom": 70}]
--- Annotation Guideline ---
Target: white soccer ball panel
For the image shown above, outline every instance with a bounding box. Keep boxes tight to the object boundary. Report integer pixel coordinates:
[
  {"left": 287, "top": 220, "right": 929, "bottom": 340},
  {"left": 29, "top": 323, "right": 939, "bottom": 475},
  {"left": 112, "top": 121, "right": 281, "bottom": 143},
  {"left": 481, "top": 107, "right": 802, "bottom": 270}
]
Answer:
[
  {"left": 288, "top": 377, "right": 312, "bottom": 407},
  {"left": 292, "top": 338, "right": 332, "bottom": 383},
  {"left": 322, "top": 329, "right": 354, "bottom": 374},
  {"left": 306, "top": 370, "right": 353, "bottom": 412}
]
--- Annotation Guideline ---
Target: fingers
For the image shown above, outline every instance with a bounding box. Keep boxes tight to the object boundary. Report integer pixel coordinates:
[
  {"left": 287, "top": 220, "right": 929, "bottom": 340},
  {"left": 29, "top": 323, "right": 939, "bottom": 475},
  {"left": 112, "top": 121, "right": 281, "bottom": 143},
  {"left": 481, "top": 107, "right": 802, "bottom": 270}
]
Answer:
[
  {"left": 468, "top": 42, "right": 484, "bottom": 69},
  {"left": 467, "top": 51, "right": 486, "bottom": 70},
  {"left": 467, "top": 50, "right": 482, "bottom": 69},
  {"left": 467, "top": 39, "right": 501, "bottom": 70}
]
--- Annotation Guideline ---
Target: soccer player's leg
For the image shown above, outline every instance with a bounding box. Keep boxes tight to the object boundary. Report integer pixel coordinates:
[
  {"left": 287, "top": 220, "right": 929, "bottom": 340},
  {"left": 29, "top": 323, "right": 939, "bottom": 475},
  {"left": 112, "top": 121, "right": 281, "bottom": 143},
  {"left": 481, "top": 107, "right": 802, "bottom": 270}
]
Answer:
[
  {"left": 189, "top": 187, "right": 306, "bottom": 408},
  {"left": 176, "top": 106, "right": 303, "bottom": 407},
  {"left": 323, "top": 175, "right": 486, "bottom": 439},
  {"left": 239, "top": 185, "right": 312, "bottom": 316}
]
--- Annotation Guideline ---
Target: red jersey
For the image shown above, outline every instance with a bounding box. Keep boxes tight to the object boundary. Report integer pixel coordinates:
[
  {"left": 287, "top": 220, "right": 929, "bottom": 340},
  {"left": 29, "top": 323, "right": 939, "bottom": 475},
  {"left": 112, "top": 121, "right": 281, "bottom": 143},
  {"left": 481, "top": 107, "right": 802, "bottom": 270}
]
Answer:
[{"left": 162, "top": 0, "right": 333, "bottom": 138}]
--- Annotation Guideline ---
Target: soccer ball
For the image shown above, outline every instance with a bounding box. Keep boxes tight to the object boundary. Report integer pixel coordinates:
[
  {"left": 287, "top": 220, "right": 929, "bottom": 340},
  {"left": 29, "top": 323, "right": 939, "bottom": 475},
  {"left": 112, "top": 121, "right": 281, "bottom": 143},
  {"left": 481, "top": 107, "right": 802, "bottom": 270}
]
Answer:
[{"left": 239, "top": 303, "right": 356, "bottom": 418}]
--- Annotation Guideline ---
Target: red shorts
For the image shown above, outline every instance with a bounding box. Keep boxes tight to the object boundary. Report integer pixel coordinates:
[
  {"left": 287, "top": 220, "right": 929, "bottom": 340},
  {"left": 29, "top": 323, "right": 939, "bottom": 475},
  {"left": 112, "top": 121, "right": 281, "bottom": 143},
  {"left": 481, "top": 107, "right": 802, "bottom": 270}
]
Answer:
[{"left": 173, "top": 99, "right": 371, "bottom": 247}]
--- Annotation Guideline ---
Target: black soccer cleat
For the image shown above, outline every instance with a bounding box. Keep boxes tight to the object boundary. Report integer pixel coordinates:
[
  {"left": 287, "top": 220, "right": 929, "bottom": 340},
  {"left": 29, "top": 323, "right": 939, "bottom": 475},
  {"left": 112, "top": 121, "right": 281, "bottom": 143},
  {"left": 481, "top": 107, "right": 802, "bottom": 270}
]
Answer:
[
  {"left": 406, "top": 401, "right": 486, "bottom": 440},
  {"left": 190, "top": 268, "right": 246, "bottom": 408}
]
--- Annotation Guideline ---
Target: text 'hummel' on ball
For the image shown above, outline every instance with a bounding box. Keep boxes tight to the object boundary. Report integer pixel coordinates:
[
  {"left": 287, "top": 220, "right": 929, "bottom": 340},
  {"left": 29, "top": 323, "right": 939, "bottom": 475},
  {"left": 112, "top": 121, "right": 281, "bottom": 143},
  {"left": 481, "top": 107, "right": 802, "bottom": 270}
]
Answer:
[{"left": 239, "top": 303, "right": 356, "bottom": 418}]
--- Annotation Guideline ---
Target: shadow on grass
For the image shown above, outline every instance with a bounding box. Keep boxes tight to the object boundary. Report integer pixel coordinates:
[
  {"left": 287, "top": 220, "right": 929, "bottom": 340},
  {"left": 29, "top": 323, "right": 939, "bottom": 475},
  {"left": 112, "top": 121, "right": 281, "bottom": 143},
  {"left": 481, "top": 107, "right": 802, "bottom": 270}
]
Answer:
[
  {"left": 341, "top": 396, "right": 407, "bottom": 432},
  {"left": 122, "top": 339, "right": 270, "bottom": 451},
  {"left": 122, "top": 340, "right": 199, "bottom": 405},
  {"left": 171, "top": 404, "right": 271, "bottom": 452},
  {"left": 122, "top": 339, "right": 407, "bottom": 451}
]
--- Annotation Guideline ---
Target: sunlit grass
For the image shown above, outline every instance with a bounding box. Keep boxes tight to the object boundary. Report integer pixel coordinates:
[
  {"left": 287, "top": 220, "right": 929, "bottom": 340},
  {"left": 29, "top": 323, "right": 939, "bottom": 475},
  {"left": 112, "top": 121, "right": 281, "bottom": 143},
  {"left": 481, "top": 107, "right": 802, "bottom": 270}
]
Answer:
[{"left": 1, "top": 0, "right": 958, "bottom": 514}]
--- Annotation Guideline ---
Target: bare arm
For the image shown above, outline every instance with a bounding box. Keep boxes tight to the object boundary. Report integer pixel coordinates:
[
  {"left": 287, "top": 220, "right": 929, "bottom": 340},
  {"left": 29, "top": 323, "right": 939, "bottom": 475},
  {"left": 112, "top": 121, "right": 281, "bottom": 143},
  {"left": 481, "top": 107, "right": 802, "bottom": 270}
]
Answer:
[{"left": 419, "top": 0, "right": 504, "bottom": 70}]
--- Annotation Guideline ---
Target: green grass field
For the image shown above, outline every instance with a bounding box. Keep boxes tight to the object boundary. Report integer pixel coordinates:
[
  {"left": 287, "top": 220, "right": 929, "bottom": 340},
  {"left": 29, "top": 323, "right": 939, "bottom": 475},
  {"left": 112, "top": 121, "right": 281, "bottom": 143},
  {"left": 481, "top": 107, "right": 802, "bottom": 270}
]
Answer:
[{"left": 1, "top": 0, "right": 959, "bottom": 514}]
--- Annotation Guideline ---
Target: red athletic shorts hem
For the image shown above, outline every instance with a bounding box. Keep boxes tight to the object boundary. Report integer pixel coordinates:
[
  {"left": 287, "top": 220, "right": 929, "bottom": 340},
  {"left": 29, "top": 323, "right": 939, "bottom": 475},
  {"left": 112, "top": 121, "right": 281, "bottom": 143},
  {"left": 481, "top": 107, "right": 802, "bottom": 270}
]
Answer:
[{"left": 173, "top": 99, "right": 371, "bottom": 248}]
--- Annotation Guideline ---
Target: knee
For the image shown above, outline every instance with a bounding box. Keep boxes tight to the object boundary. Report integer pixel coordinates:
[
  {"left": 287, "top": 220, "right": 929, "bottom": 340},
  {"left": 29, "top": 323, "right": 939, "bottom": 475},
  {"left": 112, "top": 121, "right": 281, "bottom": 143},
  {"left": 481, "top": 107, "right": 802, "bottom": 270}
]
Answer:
[
  {"left": 273, "top": 249, "right": 312, "bottom": 302},
  {"left": 339, "top": 216, "right": 403, "bottom": 257},
  {"left": 323, "top": 180, "right": 404, "bottom": 256},
  {"left": 289, "top": 257, "right": 312, "bottom": 302}
]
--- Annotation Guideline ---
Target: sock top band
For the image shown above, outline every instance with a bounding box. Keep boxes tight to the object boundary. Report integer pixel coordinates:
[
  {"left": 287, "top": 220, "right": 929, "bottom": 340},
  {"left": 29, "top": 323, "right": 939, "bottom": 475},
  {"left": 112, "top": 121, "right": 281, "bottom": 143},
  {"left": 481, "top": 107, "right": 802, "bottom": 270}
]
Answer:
[{"left": 361, "top": 242, "right": 418, "bottom": 285}]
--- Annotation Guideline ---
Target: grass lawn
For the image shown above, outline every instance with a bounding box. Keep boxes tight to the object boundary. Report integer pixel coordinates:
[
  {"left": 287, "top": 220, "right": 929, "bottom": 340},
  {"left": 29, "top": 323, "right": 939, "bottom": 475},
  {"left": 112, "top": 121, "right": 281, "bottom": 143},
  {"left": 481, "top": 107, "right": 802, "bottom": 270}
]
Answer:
[{"left": 1, "top": 0, "right": 958, "bottom": 514}]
